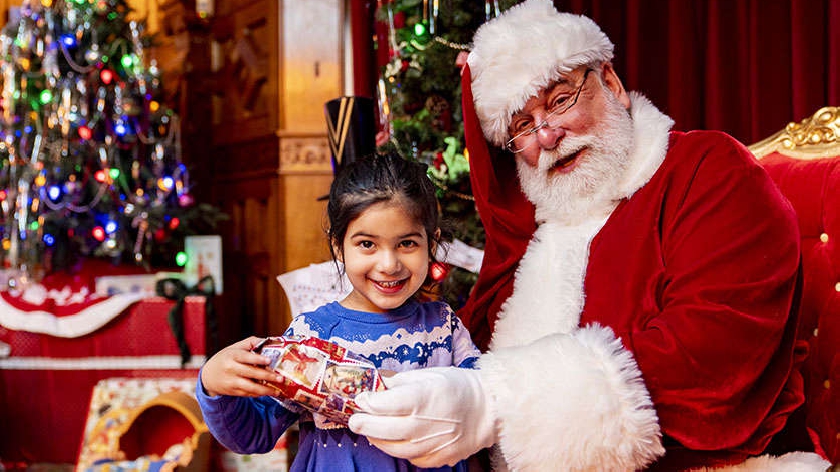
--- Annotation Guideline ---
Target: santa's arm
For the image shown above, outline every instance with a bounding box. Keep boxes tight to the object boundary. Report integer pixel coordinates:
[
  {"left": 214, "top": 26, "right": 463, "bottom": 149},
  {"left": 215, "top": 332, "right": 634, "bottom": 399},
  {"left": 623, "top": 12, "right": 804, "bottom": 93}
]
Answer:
[
  {"left": 480, "top": 326, "right": 664, "bottom": 471},
  {"left": 625, "top": 135, "right": 801, "bottom": 451}
]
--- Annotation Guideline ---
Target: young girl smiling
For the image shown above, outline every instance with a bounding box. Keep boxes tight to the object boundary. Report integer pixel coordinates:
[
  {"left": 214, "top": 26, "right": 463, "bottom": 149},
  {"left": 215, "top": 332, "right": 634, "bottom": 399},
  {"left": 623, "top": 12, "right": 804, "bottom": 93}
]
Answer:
[{"left": 197, "top": 153, "right": 480, "bottom": 472}]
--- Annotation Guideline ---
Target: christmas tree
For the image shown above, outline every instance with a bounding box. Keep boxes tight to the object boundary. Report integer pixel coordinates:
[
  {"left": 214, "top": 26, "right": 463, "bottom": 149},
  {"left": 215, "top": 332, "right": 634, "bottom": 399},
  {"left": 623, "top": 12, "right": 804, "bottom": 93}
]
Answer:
[
  {"left": 375, "top": 0, "right": 518, "bottom": 308},
  {"left": 0, "top": 0, "right": 222, "bottom": 281}
]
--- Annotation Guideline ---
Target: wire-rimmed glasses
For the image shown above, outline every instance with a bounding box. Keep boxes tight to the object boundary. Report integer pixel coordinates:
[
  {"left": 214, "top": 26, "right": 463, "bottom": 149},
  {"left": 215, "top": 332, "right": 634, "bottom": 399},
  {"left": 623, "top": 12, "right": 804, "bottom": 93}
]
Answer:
[{"left": 505, "top": 68, "right": 593, "bottom": 153}]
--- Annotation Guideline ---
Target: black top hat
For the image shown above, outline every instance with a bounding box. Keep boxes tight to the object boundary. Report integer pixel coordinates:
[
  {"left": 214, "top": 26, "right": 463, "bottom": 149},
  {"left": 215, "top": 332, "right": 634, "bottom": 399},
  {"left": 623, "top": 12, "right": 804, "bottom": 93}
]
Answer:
[{"left": 324, "top": 96, "right": 378, "bottom": 175}]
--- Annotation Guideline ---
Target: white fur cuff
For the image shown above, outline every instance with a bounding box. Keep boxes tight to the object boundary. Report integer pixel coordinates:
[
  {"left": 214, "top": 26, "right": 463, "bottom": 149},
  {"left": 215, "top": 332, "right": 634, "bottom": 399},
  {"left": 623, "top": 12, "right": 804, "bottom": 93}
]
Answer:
[
  {"left": 478, "top": 324, "right": 664, "bottom": 471},
  {"left": 692, "top": 451, "right": 830, "bottom": 472}
]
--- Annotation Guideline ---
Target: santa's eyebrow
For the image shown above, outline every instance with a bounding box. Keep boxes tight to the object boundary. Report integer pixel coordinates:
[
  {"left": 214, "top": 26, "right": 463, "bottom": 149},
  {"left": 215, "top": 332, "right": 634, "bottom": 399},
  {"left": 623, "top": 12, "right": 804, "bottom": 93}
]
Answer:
[{"left": 547, "top": 76, "right": 577, "bottom": 92}]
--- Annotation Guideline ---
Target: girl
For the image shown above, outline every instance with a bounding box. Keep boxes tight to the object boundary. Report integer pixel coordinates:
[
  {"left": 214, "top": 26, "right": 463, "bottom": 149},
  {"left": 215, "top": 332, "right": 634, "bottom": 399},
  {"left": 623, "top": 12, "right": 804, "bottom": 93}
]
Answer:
[{"left": 196, "top": 152, "right": 480, "bottom": 472}]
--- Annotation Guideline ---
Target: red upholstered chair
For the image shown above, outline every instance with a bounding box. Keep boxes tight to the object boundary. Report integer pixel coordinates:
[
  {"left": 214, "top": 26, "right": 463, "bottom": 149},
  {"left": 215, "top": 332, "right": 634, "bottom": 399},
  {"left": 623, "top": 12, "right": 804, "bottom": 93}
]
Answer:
[{"left": 748, "top": 106, "right": 840, "bottom": 464}]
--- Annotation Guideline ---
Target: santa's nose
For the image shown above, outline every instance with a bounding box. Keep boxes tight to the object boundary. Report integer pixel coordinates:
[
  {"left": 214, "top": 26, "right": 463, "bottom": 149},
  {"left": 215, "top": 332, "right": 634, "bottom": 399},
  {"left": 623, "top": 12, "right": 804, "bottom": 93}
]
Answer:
[{"left": 535, "top": 125, "right": 565, "bottom": 150}]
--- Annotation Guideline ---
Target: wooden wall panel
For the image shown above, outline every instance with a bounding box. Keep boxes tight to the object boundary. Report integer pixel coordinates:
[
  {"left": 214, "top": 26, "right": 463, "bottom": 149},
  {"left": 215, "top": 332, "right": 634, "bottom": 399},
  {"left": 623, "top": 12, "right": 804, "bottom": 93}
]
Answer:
[
  {"left": 279, "top": 133, "right": 334, "bottom": 272},
  {"left": 212, "top": 170, "right": 282, "bottom": 345},
  {"left": 172, "top": 0, "right": 343, "bottom": 344},
  {"left": 280, "top": 1, "right": 343, "bottom": 132},
  {"left": 212, "top": 0, "right": 279, "bottom": 143},
  {"left": 242, "top": 195, "right": 273, "bottom": 335}
]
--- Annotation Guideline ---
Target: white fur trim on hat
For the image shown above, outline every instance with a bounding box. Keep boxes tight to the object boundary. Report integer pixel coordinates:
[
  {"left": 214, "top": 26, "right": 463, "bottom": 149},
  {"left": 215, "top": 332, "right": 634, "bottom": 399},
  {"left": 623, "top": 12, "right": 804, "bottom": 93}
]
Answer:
[{"left": 466, "top": 0, "right": 614, "bottom": 146}]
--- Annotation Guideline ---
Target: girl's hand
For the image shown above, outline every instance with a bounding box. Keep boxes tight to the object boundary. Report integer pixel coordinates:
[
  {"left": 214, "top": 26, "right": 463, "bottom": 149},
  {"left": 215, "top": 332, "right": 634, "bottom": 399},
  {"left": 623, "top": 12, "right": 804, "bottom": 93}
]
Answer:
[{"left": 200, "top": 336, "right": 281, "bottom": 398}]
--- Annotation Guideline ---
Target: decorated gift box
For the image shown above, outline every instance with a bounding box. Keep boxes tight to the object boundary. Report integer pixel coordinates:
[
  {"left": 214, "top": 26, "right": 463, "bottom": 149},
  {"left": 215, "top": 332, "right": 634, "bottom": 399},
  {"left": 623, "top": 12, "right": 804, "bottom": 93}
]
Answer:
[{"left": 253, "top": 336, "right": 386, "bottom": 425}]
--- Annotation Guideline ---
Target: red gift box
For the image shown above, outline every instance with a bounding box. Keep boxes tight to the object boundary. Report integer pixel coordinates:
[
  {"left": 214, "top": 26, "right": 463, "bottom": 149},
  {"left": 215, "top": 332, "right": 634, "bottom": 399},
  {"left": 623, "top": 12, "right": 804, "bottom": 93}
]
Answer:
[
  {"left": 254, "top": 336, "right": 386, "bottom": 426},
  {"left": 0, "top": 296, "right": 206, "bottom": 465}
]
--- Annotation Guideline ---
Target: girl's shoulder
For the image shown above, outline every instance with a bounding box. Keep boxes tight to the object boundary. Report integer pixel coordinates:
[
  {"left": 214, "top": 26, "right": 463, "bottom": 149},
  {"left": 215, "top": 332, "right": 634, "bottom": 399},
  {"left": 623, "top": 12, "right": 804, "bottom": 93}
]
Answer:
[
  {"left": 285, "top": 302, "right": 343, "bottom": 337},
  {"left": 417, "top": 299, "right": 470, "bottom": 332},
  {"left": 417, "top": 298, "right": 453, "bottom": 310},
  {"left": 415, "top": 299, "right": 456, "bottom": 317}
]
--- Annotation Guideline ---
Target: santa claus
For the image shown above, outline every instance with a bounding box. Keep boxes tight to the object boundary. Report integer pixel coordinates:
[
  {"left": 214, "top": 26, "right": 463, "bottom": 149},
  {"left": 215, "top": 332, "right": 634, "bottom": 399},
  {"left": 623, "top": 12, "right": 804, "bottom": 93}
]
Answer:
[{"left": 349, "top": 1, "right": 831, "bottom": 470}]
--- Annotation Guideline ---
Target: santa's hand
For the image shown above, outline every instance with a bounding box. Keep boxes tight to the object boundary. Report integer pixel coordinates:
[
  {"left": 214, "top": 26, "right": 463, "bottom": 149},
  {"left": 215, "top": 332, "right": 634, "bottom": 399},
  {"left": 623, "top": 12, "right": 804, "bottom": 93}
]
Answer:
[{"left": 348, "top": 367, "right": 496, "bottom": 467}]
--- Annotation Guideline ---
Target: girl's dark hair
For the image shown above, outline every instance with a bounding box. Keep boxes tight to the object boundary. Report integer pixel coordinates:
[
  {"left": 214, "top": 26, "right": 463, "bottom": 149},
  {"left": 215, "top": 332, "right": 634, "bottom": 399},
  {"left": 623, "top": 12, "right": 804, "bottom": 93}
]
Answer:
[{"left": 327, "top": 152, "right": 441, "bottom": 266}]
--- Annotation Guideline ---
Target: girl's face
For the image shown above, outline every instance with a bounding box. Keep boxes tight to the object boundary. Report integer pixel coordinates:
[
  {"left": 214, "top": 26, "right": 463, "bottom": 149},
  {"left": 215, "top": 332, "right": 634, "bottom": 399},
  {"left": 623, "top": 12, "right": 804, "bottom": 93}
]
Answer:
[{"left": 337, "top": 200, "right": 431, "bottom": 313}]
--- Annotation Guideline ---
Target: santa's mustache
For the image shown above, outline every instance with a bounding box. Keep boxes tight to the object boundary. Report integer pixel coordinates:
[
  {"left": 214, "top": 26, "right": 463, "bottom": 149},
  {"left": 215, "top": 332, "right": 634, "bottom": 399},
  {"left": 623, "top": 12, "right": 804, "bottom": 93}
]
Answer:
[{"left": 535, "top": 135, "right": 596, "bottom": 172}]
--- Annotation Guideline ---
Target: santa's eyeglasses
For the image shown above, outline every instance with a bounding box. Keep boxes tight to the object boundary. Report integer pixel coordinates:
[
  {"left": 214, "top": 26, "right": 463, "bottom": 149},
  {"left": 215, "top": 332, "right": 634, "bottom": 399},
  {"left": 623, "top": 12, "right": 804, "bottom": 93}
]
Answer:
[{"left": 505, "top": 68, "right": 593, "bottom": 154}]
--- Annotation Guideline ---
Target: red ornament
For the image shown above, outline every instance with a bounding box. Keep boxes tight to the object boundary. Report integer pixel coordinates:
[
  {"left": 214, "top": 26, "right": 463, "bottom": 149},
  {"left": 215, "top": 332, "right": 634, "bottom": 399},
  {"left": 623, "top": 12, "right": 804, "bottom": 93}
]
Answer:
[
  {"left": 92, "top": 226, "right": 106, "bottom": 242},
  {"left": 430, "top": 262, "right": 449, "bottom": 282},
  {"left": 78, "top": 125, "right": 92, "bottom": 140},
  {"left": 393, "top": 11, "right": 405, "bottom": 28},
  {"left": 433, "top": 152, "right": 444, "bottom": 169},
  {"left": 100, "top": 69, "right": 114, "bottom": 85}
]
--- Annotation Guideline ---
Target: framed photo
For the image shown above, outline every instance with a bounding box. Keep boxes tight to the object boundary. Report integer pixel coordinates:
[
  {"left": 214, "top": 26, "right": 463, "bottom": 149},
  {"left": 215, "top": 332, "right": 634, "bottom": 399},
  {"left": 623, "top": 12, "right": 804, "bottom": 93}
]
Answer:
[{"left": 184, "top": 235, "right": 223, "bottom": 294}]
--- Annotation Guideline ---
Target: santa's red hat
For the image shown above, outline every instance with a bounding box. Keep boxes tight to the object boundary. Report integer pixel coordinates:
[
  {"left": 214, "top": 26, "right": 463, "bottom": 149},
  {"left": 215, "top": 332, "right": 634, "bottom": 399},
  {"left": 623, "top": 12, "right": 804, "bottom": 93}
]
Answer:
[
  {"left": 457, "top": 1, "right": 614, "bottom": 349},
  {"left": 466, "top": 0, "right": 614, "bottom": 147}
]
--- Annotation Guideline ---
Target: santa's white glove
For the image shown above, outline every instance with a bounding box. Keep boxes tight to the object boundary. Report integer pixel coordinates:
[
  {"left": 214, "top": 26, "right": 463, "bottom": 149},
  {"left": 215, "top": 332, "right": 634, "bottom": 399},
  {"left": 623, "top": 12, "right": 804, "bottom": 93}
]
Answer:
[{"left": 348, "top": 366, "right": 496, "bottom": 467}]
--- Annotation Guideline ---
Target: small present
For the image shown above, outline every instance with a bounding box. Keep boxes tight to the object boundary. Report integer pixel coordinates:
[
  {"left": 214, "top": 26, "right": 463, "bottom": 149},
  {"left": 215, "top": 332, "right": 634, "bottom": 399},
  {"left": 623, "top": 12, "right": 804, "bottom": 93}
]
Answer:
[{"left": 253, "top": 336, "right": 386, "bottom": 426}]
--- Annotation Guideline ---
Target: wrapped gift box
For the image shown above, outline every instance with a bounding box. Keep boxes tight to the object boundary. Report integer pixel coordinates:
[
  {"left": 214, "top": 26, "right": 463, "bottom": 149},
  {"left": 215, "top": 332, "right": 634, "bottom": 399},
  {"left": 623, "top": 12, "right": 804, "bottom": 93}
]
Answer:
[
  {"left": 77, "top": 379, "right": 210, "bottom": 472},
  {"left": 0, "top": 296, "right": 207, "bottom": 465},
  {"left": 254, "top": 336, "right": 386, "bottom": 427}
]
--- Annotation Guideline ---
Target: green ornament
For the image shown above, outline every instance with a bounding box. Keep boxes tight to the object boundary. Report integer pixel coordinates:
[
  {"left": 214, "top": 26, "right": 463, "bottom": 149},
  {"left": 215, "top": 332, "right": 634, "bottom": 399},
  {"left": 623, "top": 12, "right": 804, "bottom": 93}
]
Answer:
[{"left": 442, "top": 136, "right": 469, "bottom": 181}]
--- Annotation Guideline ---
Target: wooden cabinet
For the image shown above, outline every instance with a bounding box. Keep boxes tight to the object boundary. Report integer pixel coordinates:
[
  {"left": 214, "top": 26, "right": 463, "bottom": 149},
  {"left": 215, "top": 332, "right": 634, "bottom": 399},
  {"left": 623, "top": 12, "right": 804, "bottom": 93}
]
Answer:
[{"left": 208, "top": 0, "right": 342, "bottom": 345}]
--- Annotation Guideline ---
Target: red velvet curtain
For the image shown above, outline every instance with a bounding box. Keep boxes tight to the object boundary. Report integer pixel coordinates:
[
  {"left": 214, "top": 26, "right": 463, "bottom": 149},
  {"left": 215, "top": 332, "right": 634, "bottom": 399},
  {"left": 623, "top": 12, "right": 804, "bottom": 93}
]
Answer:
[{"left": 349, "top": 0, "right": 840, "bottom": 145}]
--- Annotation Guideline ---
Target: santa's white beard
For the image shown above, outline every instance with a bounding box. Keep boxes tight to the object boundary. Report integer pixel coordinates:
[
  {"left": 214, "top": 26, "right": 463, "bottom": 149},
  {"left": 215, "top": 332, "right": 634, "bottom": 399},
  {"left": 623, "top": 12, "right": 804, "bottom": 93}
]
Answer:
[{"left": 517, "top": 92, "right": 635, "bottom": 224}]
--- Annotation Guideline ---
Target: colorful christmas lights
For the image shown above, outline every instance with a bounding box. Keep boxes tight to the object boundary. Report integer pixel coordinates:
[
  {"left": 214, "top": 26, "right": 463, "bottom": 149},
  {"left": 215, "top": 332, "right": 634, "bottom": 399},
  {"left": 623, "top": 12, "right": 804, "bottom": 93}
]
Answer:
[{"left": 0, "top": 0, "right": 219, "bottom": 277}]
